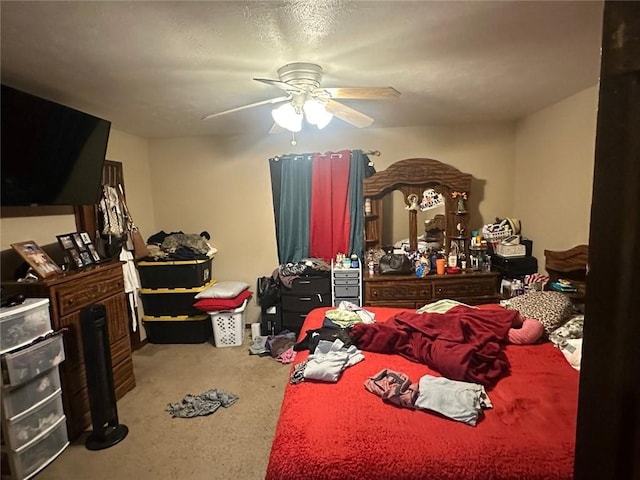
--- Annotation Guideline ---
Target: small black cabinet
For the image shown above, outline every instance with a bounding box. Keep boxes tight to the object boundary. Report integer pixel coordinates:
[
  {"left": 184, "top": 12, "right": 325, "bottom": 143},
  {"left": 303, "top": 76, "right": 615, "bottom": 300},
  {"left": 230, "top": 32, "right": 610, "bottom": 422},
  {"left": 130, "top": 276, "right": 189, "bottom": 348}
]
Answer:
[{"left": 280, "top": 276, "right": 331, "bottom": 334}]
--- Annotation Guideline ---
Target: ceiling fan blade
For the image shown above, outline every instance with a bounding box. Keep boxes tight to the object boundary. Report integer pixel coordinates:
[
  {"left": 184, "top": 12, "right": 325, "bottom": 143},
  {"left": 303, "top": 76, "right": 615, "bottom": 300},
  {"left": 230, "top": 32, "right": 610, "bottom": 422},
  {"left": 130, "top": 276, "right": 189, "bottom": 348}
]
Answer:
[
  {"left": 322, "top": 87, "right": 400, "bottom": 100},
  {"left": 269, "top": 122, "right": 286, "bottom": 134},
  {"left": 253, "top": 78, "right": 305, "bottom": 93},
  {"left": 325, "top": 99, "right": 374, "bottom": 128},
  {"left": 201, "top": 95, "right": 290, "bottom": 121}
]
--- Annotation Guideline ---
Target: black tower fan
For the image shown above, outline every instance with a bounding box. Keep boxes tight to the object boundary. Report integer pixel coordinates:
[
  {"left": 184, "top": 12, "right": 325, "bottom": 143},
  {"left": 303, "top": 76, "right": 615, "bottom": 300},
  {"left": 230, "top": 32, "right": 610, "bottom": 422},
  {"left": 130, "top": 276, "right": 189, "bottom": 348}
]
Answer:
[{"left": 80, "top": 304, "right": 128, "bottom": 450}]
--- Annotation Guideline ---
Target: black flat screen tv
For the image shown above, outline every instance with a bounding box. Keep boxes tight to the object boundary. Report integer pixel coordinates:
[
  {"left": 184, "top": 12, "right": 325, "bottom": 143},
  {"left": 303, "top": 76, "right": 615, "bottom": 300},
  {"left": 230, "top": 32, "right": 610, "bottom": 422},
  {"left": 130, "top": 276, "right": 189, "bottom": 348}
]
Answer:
[{"left": 1, "top": 84, "right": 111, "bottom": 206}]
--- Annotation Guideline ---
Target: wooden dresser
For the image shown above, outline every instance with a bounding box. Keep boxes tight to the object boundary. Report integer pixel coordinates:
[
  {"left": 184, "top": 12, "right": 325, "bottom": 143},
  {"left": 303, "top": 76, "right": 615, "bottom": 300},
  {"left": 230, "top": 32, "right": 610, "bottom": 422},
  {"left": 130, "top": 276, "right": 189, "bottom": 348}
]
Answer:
[
  {"left": 2, "top": 261, "right": 135, "bottom": 439},
  {"left": 364, "top": 270, "right": 500, "bottom": 309}
]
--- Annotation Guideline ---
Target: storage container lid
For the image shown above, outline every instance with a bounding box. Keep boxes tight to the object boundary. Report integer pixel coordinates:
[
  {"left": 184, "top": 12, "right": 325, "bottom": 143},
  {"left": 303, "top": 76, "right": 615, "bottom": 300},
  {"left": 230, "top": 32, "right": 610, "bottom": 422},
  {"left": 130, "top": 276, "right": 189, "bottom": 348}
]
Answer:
[{"left": 0, "top": 298, "right": 49, "bottom": 319}]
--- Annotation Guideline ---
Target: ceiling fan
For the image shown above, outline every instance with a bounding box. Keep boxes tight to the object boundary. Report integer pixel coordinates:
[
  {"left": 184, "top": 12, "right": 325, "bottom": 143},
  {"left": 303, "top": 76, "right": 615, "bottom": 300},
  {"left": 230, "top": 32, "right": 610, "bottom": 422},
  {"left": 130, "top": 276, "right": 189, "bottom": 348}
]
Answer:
[{"left": 202, "top": 62, "right": 400, "bottom": 133}]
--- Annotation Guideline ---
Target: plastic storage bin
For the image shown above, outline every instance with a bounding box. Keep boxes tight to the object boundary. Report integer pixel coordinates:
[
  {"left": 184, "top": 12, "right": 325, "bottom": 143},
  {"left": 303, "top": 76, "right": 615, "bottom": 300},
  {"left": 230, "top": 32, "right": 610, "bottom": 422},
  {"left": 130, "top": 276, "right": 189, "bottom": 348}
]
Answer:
[
  {"left": 1, "top": 335, "right": 65, "bottom": 387},
  {"left": 4, "top": 390, "right": 64, "bottom": 450},
  {"left": 0, "top": 299, "right": 51, "bottom": 354},
  {"left": 2, "top": 368, "right": 61, "bottom": 420},
  {"left": 142, "top": 315, "right": 213, "bottom": 344},
  {"left": 1, "top": 415, "right": 69, "bottom": 480},
  {"left": 137, "top": 258, "right": 213, "bottom": 289},
  {"left": 209, "top": 300, "right": 248, "bottom": 348},
  {"left": 140, "top": 280, "right": 216, "bottom": 317}
]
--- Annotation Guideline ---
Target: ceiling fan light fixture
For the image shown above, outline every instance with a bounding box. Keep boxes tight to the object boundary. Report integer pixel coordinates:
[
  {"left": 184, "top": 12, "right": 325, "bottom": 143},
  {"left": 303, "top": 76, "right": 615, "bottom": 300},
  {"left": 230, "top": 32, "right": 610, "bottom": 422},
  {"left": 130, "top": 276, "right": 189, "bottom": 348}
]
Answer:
[
  {"left": 303, "top": 99, "right": 333, "bottom": 130},
  {"left": 272, "top": 102, "right": 303, "bottom": 132}
]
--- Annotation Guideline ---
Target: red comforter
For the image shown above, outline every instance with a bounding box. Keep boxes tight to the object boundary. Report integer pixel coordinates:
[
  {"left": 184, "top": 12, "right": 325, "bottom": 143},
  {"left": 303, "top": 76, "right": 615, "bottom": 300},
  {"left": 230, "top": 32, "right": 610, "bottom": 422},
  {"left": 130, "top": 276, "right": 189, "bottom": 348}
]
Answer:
[
  {"left": 350, "top": 305, "right": 520, "bottom": 386},
  {"left": 266, "top": 306, "right": 580, "bottom": 480}
]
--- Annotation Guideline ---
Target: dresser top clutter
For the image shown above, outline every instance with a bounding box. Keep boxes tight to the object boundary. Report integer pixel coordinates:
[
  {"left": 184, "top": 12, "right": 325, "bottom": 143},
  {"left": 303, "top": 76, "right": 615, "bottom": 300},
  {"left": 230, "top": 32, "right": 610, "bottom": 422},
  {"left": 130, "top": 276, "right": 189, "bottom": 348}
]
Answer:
[{"left": 362, "top": 158, "right": 500, "bottom": 307}]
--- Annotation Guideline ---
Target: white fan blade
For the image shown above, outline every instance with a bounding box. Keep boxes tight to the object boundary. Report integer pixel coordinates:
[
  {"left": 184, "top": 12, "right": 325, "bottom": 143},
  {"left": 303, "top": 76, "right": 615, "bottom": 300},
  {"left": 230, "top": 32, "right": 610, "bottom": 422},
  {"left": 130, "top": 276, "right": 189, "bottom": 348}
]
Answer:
[
  {"left": 202, "top": 95, "right": 290, "bottom": 121},
  {"left": 325, "top": 99, "right": 374, "bottom": 128},
  {"left": 253, "top": 78, "right": 305, "bottom": 93},
  {"left": 269, "top": 123, "right": 286, "bottom": 134},
  {"left": 322, "top": 87, "right": 400, "bottom": 100}
]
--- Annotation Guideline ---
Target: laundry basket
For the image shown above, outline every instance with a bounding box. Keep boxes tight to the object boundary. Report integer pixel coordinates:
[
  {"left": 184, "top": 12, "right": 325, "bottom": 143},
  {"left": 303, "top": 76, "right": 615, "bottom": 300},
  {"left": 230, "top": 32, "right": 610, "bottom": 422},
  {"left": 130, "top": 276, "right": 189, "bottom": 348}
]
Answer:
[{"left": 209, "top": 300, "right": 248, "bottom": 348}]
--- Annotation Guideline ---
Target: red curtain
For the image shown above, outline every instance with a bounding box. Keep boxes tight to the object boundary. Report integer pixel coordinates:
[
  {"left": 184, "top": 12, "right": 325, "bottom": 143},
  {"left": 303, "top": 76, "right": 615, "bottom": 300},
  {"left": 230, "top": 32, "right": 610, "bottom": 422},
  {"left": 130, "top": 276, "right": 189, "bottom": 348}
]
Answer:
[{"left": 309, "top": 150, "right": 351, "bottom": 261}]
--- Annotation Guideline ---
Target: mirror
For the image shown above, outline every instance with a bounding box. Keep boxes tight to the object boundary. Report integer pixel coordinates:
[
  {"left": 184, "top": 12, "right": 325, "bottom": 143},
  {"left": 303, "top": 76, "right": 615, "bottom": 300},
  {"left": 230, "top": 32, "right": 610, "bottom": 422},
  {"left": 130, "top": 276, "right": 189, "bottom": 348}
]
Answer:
[
  {"left": 363, "top": 158, "right": 473, "bottom": 257},
  {"left": 386, "top": 190, "right": 446, "bottom": 251}
]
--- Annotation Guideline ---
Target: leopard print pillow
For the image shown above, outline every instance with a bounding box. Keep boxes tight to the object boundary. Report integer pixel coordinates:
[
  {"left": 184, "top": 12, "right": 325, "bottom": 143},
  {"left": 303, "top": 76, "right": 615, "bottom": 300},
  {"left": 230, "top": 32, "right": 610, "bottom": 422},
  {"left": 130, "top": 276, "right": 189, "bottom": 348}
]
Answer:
[{"left": 505, "top": 291, "right": 573, "bottom": 335}]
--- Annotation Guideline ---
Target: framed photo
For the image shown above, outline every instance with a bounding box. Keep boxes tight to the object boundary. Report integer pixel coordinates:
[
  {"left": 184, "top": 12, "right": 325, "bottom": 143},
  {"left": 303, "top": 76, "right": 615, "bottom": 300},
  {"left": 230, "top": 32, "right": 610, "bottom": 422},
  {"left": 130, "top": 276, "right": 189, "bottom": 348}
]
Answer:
[
  {"left": 11, "top": 241, "right": 62, "bottom": 279},
  {"left": 69, "top": 248, "right": 84, "bottom": 269},
  {"left": 57, "top": 231, "right": 98, "bottom": 269},
  {"left": 73, "top": 233, "right": 87, "bottom": 251}
]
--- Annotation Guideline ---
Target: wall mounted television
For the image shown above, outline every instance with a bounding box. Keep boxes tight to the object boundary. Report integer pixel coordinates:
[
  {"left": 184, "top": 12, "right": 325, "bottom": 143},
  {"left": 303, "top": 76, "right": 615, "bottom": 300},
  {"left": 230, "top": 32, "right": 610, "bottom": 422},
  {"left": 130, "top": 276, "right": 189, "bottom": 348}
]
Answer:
[{"left": 1, "top": 84, "right": 111, "bottom": 206}]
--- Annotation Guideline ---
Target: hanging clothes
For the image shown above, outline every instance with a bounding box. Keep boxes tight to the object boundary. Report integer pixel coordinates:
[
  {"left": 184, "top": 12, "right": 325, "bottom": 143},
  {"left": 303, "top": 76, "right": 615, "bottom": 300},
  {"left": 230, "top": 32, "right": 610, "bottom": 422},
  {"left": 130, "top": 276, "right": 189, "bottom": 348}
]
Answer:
[{"left": 119, "top": 247, "right": 141, "bottom": 332}]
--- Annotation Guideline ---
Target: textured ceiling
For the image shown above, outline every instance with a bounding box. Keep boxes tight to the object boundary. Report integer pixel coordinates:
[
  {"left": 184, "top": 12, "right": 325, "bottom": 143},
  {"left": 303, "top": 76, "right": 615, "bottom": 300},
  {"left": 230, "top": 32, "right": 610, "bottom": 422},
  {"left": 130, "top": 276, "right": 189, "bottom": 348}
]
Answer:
[{"left": 0, "top": 1, "right": 604, "bottom": 139}]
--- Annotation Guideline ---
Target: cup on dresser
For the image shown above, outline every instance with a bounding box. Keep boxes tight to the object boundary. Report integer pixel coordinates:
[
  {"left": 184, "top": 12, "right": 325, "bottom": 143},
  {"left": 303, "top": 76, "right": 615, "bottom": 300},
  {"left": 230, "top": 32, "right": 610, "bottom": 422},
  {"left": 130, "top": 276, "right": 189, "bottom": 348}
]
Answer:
[{"left": 436, "top": 258, "right": 446, "bottom": 275}]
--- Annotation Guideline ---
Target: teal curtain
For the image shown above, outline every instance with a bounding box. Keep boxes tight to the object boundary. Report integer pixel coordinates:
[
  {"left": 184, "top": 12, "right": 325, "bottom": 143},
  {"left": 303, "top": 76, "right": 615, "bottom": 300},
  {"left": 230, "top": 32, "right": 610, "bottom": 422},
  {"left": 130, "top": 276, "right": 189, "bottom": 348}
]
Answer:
[
  {"left": 348, "top": 150, "right": 369, "bottom": 260},
  {"left": 271, "top": 154, "right": 313, "bottom": 263}
]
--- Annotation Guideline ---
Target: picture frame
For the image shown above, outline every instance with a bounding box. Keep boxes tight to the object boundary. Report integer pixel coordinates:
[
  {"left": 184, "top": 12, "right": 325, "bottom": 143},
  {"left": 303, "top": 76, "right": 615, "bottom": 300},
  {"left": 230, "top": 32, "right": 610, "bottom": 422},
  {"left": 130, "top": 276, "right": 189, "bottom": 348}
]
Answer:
[
  {"left": 57, "top": 231, "right": 99, "bottom": 269},
  {"left": 11, "top": 240, "right": 63, "bottom": 279}
]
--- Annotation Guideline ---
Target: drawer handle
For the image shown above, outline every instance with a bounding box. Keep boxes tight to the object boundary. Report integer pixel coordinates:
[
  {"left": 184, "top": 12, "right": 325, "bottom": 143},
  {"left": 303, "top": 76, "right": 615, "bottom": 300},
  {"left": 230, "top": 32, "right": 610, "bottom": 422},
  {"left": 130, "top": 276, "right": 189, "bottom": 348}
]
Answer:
[
  {"left": 437, "top": 287, "right": 443, "bottom": 293},
  {"left": 67, "top": 299, "right": 74, "bottom": 305},
  {"left": 373, "top": 291, "right": 378, "bottom": 297},
  {"left": 300, "top": 297, "right": 312, "bottom": 301},
  {"left": 298, "top": 280, "right": 311, "bottom": 284}
]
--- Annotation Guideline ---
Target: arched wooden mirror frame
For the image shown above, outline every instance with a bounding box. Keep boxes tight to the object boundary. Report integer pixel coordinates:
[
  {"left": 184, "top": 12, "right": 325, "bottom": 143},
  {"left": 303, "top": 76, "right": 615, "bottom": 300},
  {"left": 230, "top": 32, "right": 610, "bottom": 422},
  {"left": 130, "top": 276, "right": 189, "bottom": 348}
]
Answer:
[{"left": 362, "top": 158, "right": 472, "bottom": 255}]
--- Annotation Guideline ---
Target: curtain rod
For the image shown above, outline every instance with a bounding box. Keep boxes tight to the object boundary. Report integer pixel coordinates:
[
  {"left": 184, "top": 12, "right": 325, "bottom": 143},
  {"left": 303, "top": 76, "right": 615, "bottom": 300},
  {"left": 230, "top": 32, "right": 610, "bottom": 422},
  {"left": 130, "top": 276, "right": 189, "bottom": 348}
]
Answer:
[{"left": 270, "top": 149, "right": 381, "bottom": 162}]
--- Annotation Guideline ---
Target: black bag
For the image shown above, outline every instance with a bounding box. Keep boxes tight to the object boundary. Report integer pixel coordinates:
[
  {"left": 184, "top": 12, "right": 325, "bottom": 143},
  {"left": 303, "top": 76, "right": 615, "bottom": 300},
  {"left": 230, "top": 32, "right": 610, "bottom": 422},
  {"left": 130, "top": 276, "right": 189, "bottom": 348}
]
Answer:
[
  {"left": 379, "top": 253, "right": 413, "bottom": 275},
  {"left": 257, "top": 276, "right": 280, "bottom": 308}
]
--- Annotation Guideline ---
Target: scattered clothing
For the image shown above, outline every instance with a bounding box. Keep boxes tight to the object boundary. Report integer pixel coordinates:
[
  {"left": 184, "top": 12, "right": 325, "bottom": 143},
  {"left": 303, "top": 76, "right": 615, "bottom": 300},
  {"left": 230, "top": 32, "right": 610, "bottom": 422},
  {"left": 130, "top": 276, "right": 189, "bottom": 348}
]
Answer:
[
  {"left": 365, "top": 369, "right": 418, "bottom": 409},
  {"left": 414, "top": 375, "right": 492, "bottom": 426},
  {"left": 276, "top": 346, "right": 297, "bottom": 364},
  {"left": 166, "top": 388, "right": 238, "bottom": 418},
  {"left": 293, "top": 327, "right": 353, "bottom": 353},
  {"left": 290, "top": 361, "right": 308, "bottom": 384},
  {"left": 303, "top": 339, "right": 364, "bottom": 383}
]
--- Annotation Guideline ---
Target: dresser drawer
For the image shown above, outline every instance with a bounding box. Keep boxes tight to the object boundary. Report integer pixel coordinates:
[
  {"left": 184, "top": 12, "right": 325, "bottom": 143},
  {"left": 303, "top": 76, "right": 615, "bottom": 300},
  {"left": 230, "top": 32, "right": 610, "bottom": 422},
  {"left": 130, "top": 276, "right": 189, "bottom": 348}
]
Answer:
[
  {"left": 3, "top": 390, "right": 64, "bottom": 450},
  {"left": 433, "top": 277, "right": 497, "bottom": 299},
  {"left": 333, "top": 269, "right": 360, "bottom": 279},
  {"left": 335, "top": 285, "right": 360, "bottom": 298},
  {"left": 1, "top": 335, "right": 65, "bottom": 387},
  {"left": 282, "top": 311, "right": 309, "bottom": 334},
  {"left": 55, "top": 267, "right": 124, "bottom": 317},
  {"left": 281, "top": 292, "right": 331, "bottom": 312},
  {"left": 334, "top": 277, "right": 360, "bottom": 286},
  {"left": 367, "top": 283, "right": 432, "bottom": 303},
  {"left": 288, "top": 276, "right": 331, "bottom": 295},
  {"left": 1, "top": 415, "right": 68, "bottom": 480},
  {"left": 2, "top": 368, "right": 61, "bottom": 420}
]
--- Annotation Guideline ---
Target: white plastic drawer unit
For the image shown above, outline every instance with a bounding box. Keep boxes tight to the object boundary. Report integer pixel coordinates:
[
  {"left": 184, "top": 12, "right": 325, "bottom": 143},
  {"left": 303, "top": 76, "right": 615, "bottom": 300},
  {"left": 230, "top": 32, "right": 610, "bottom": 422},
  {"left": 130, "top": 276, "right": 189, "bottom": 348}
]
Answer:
[
  {"left": 1, "top": 335, "right": 65, "bottom": 387},
  {"left": 2, "top": 368, "right": 62, "bottom": 419},
  {"left": 1, "top": 415, "right": 69, "bottom": 480},
  {"left": 0, "top": 299, "right": 51, "bottom": 355},
  {"left": 3, "top": 390, "right": 64, "bottom": 450},
  {"left": 334, "top": 285, "right": 360, "bottom": 298}
]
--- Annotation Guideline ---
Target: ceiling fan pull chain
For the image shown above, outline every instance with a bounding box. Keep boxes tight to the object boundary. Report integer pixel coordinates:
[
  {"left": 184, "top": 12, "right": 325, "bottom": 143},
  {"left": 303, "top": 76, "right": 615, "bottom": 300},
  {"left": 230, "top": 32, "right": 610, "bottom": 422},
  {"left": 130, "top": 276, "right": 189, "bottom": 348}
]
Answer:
[{"left": 291, "top": 131, "right": 297, "bottom": 146}]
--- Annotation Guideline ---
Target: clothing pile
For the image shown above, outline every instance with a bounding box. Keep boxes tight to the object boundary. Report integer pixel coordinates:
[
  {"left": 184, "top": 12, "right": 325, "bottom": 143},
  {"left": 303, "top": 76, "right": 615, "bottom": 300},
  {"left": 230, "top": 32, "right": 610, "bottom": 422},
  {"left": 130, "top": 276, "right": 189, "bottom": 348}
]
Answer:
[
  {"left": 145, "top": 230, "right": 217, "bottom": 261},
  {"left": 248, "top": 330, "right": 298, "bottom": 364}
]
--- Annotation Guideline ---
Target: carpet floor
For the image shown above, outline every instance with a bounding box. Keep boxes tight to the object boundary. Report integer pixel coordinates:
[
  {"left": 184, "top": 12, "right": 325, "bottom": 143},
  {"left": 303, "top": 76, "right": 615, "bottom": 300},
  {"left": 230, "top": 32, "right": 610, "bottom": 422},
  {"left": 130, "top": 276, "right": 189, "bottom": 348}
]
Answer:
[{"left": 36, "top": 337, "right": 291, "bottom": 480}]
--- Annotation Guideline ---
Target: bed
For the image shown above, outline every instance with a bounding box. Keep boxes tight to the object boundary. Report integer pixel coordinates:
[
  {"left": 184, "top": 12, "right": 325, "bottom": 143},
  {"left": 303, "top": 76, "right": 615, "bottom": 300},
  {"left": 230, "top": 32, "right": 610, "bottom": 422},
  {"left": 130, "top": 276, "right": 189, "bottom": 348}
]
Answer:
[{"left": 266, "top": 304, "right": 580, "bottom": 480}]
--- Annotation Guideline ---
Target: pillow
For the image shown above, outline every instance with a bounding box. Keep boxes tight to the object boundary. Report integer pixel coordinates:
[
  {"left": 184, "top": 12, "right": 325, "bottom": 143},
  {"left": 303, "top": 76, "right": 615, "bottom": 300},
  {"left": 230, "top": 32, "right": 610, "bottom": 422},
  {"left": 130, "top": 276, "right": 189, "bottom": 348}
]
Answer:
[
  {"left": 504, "top": 291, "right": 573, "bottom": 335},
  {"left": 195, "top": 281, "right": 250, "bottom": 299},
  {"left": 193, "top": 290, "right": 253, "bottom": 312}
]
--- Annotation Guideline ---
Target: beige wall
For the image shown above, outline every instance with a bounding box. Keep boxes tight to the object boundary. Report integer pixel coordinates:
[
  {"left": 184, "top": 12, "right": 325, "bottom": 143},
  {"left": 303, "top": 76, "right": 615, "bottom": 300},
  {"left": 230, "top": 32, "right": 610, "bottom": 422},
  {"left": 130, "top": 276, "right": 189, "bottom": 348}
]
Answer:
[{"left": 514, "top": 85, "right": 598, "bottom": 266}]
